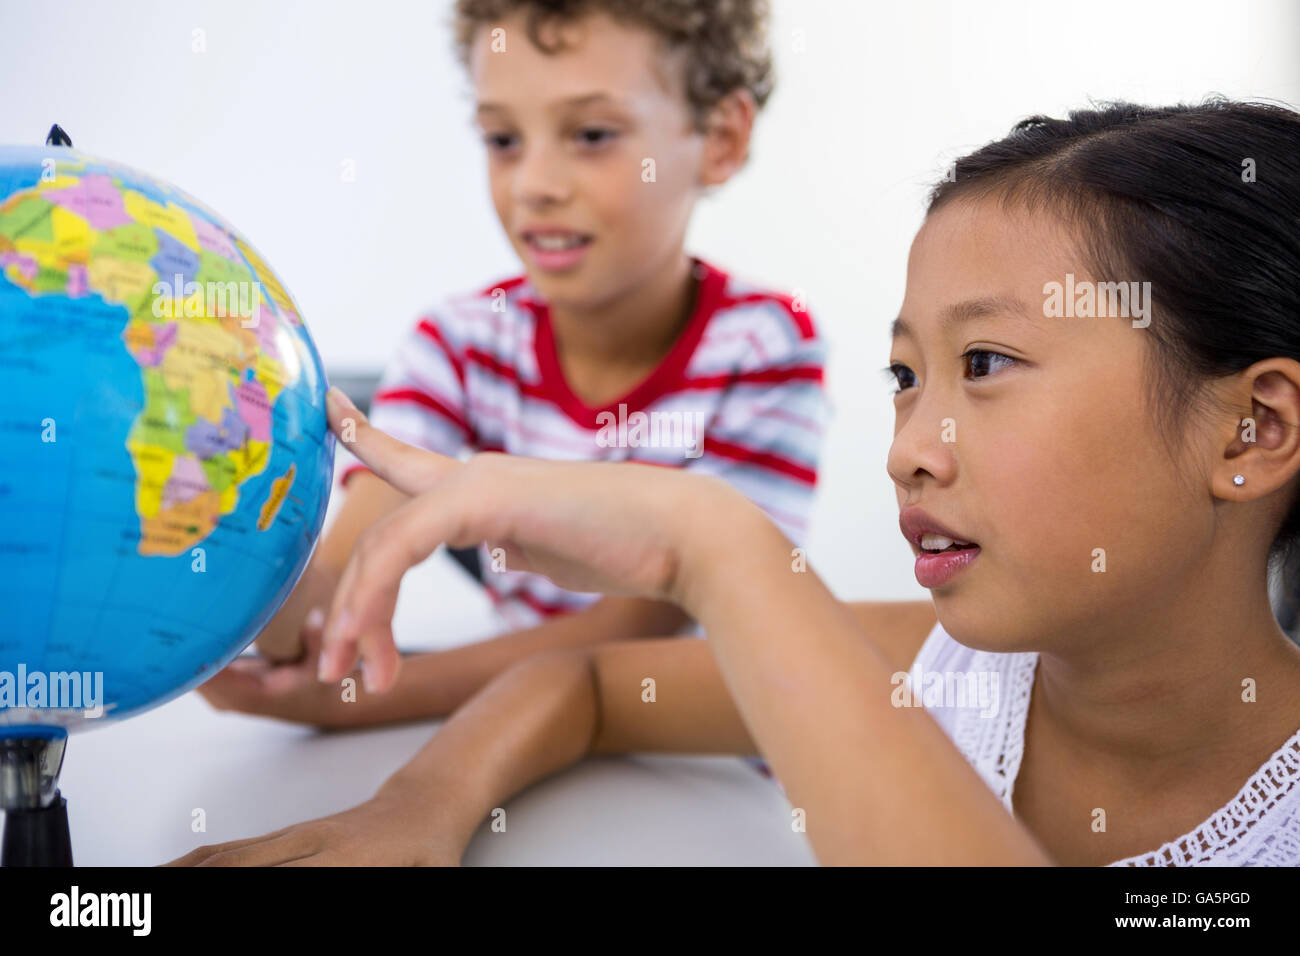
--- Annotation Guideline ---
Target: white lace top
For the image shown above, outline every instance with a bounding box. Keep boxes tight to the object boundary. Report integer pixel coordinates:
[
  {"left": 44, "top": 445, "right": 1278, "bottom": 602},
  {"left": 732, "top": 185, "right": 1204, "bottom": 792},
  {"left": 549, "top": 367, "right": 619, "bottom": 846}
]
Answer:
[{"left": 908, "top": 621, "right": 1300, "bottom": 865}]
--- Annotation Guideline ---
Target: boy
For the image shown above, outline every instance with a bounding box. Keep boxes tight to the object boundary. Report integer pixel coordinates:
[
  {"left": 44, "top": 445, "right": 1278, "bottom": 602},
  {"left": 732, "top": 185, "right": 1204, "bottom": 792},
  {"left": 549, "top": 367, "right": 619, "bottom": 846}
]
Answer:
[{"left": 203, "top": 0, "right": 826, "bottom": 725}]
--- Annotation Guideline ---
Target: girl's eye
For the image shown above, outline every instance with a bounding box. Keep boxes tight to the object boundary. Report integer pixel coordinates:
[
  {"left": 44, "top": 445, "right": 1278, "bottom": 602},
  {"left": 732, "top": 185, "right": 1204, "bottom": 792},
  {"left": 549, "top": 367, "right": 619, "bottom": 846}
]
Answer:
[
  {"left": 882, "top": 351, "right": 1015, "bottom": 393},
  {"left": 882, "top": 362, "right": 917, "bottom": 394},
  {"left": 962, "top": 349, "right": 1016, "bottom": 379},
  {"left": 575, "top": 126, "right": 618, "bottom": 147}
]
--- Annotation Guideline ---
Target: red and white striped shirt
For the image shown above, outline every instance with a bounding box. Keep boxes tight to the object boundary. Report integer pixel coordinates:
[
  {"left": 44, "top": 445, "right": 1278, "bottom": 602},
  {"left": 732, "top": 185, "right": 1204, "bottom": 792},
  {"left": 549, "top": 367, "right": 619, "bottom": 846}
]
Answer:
[{"left": 336, "top": 257, "right": 827, "bottom": 629}]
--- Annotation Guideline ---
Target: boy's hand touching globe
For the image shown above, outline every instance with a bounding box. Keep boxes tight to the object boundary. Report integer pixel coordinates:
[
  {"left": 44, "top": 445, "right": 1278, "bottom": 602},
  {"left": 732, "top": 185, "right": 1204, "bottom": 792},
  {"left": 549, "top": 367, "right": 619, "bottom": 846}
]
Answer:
[{"left": 253, "top": 557, "right": 343, "bottom": 663}]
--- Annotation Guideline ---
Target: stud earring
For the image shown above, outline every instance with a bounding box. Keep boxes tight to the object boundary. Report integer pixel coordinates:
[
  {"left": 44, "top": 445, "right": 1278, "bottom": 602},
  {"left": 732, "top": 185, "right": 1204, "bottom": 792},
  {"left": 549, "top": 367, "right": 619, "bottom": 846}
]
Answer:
[{"left": 1233, "top": 474, "right": 1246, "bottom": 486}]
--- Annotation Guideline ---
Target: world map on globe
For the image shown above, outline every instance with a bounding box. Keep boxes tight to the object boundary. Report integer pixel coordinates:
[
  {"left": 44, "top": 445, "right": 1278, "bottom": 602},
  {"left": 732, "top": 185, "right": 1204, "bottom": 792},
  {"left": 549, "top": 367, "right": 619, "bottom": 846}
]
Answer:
[{"left": 0, "top": 142, "right": 335, "bottom": 734}]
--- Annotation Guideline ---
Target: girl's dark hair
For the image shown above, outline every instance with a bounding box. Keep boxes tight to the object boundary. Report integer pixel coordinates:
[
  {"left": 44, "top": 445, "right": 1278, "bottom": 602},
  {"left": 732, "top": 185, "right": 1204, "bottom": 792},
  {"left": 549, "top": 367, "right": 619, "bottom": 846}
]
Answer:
[{"left": 927, "top": 99, "right": 1300, "bottom": 625}]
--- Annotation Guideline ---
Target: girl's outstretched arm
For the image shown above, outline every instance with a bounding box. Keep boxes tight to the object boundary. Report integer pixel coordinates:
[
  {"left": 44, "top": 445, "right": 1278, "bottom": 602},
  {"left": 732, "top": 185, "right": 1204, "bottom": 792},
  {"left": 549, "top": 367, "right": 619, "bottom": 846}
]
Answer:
[
  {"left": 676, "top": 511, "right": 1050, "bottom": 864},
  {"left": 311, "top": 387, "right": 1052, "bottom": 865}
]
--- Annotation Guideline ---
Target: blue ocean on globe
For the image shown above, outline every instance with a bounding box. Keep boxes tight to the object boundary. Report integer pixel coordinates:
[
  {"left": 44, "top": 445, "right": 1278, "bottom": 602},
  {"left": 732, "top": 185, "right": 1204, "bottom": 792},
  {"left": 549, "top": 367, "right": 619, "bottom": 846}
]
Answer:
[{"left": 0, "top": 142, "right": 335, "bottom": 738}]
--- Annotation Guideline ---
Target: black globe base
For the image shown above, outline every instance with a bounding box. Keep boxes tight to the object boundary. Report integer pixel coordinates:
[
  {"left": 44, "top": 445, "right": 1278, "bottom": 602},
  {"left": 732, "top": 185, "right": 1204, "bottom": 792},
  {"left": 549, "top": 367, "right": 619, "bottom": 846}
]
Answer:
[{"left": 1, "top": 791, "right": 73, "bottom": 867}]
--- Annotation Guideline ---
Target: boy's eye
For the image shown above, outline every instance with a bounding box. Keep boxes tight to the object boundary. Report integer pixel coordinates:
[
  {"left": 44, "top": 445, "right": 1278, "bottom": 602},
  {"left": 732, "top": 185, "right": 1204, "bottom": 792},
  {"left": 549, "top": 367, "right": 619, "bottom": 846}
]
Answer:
[
  {"left": 483, "top": 131, "right": 519, "bottom": 152},
  {"left": 575, "top": 126, "right": 618, "bottom": 147},
  {"left": 962, "top": 348, "right": 1016, "bottom": 379}
]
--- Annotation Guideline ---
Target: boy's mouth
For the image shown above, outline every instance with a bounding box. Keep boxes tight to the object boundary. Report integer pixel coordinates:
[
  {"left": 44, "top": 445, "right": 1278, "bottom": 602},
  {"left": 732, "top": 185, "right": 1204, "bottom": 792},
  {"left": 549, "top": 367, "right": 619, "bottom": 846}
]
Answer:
[
  {"left": 521, "top": 228, "right": 594, "bottom": 272},
  {"left": 523, "top": 229, "right": 592, "bottom": 250}
]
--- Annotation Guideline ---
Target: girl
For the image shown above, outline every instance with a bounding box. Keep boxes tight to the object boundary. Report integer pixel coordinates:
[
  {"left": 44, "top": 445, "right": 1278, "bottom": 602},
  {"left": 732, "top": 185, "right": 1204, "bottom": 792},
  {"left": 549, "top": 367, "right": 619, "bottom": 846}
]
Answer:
[{"left": 171, "top": 99, "right": 1300, "bottom": 866}]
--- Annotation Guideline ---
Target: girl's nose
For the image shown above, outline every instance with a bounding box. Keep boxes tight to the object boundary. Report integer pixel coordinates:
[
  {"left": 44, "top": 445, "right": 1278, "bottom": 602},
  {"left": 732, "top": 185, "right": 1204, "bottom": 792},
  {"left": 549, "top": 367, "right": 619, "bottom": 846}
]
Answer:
[{"left": 887, "top": 408, "right": 957, "bottom": 491}]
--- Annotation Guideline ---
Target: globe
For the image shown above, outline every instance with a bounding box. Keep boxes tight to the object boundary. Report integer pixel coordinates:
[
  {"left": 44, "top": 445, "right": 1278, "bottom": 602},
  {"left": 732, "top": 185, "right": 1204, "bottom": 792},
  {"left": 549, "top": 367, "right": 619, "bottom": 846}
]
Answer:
[{"left": 0, "top": 134, "right": 335, "bottom": 741}]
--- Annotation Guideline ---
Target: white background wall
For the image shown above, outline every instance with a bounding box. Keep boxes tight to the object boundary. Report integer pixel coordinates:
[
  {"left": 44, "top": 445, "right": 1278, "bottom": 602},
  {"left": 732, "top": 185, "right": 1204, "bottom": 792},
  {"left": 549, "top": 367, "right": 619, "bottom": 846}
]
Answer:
[{"left": 4, "top": 0, "right": 1298, "bottom": 603}]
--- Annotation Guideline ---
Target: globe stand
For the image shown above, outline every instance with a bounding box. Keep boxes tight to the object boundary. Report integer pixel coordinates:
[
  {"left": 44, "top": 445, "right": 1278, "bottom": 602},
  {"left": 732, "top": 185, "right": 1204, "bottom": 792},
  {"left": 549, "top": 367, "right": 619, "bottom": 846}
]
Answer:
[
  {"left": 0, "top": 736, "right": 73, "bottom": 866},
  {"left": 2, "top": 125, "right": 75, "bottom": 865}
]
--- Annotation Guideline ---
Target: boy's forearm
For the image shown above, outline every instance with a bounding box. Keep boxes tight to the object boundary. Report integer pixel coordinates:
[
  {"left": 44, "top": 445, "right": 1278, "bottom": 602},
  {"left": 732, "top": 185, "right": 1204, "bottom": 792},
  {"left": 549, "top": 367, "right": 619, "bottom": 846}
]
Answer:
[
  {"left": 316, "top": 469, "right": 411, "bottom": 572},
  {"left": 254, "top": 470, "right": 409, "bottom": 660},
  {"left": 383, "top": 595, "right": 690, "bottom": 720},
  {"left": 374, "top": 634, "right": 761, "bottom": 858},
  {"left": 377, "top": 649, "right": 600, "bottom": 858}
]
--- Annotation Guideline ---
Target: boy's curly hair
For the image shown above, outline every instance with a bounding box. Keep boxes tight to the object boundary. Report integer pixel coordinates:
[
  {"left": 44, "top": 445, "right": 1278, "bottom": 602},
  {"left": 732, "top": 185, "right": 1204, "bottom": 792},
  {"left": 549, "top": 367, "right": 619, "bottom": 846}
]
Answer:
[{"left": 453, "top": 0, "right": 774, "bottom": 129}]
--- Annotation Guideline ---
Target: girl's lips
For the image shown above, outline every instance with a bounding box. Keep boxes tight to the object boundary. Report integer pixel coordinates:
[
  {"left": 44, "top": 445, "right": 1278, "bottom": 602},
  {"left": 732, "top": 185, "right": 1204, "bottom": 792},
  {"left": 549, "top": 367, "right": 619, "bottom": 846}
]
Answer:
[
  {"left": 914, "top": 545, "right": 980, "bottom": 588},
  {"left": 898, "top": 506, "right": 975, "bottom": 552}
]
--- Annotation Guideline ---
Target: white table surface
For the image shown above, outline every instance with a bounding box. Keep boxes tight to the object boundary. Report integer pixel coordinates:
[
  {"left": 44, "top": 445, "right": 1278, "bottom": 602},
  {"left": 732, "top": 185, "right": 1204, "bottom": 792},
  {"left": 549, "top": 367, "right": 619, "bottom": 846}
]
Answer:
[{"left": 57, "top": 545, "right": 817, "bottom": 866}]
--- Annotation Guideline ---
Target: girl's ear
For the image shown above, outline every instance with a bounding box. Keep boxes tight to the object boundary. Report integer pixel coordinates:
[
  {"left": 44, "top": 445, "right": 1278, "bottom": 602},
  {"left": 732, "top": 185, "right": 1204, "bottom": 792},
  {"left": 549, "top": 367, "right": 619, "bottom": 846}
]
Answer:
[
  {"left": 1219, "top": 359, "right": 1300, "bottom": 501},
  {"left": 698, "top": 88, "right": 757, "bottom": 188}
]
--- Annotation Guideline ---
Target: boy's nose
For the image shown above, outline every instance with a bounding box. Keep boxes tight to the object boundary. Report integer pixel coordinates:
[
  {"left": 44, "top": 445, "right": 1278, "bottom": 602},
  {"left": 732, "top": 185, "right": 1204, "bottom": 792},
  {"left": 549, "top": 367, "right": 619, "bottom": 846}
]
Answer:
[{"left": 512, "top": 147, "right": 574, "bottom": 206}]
